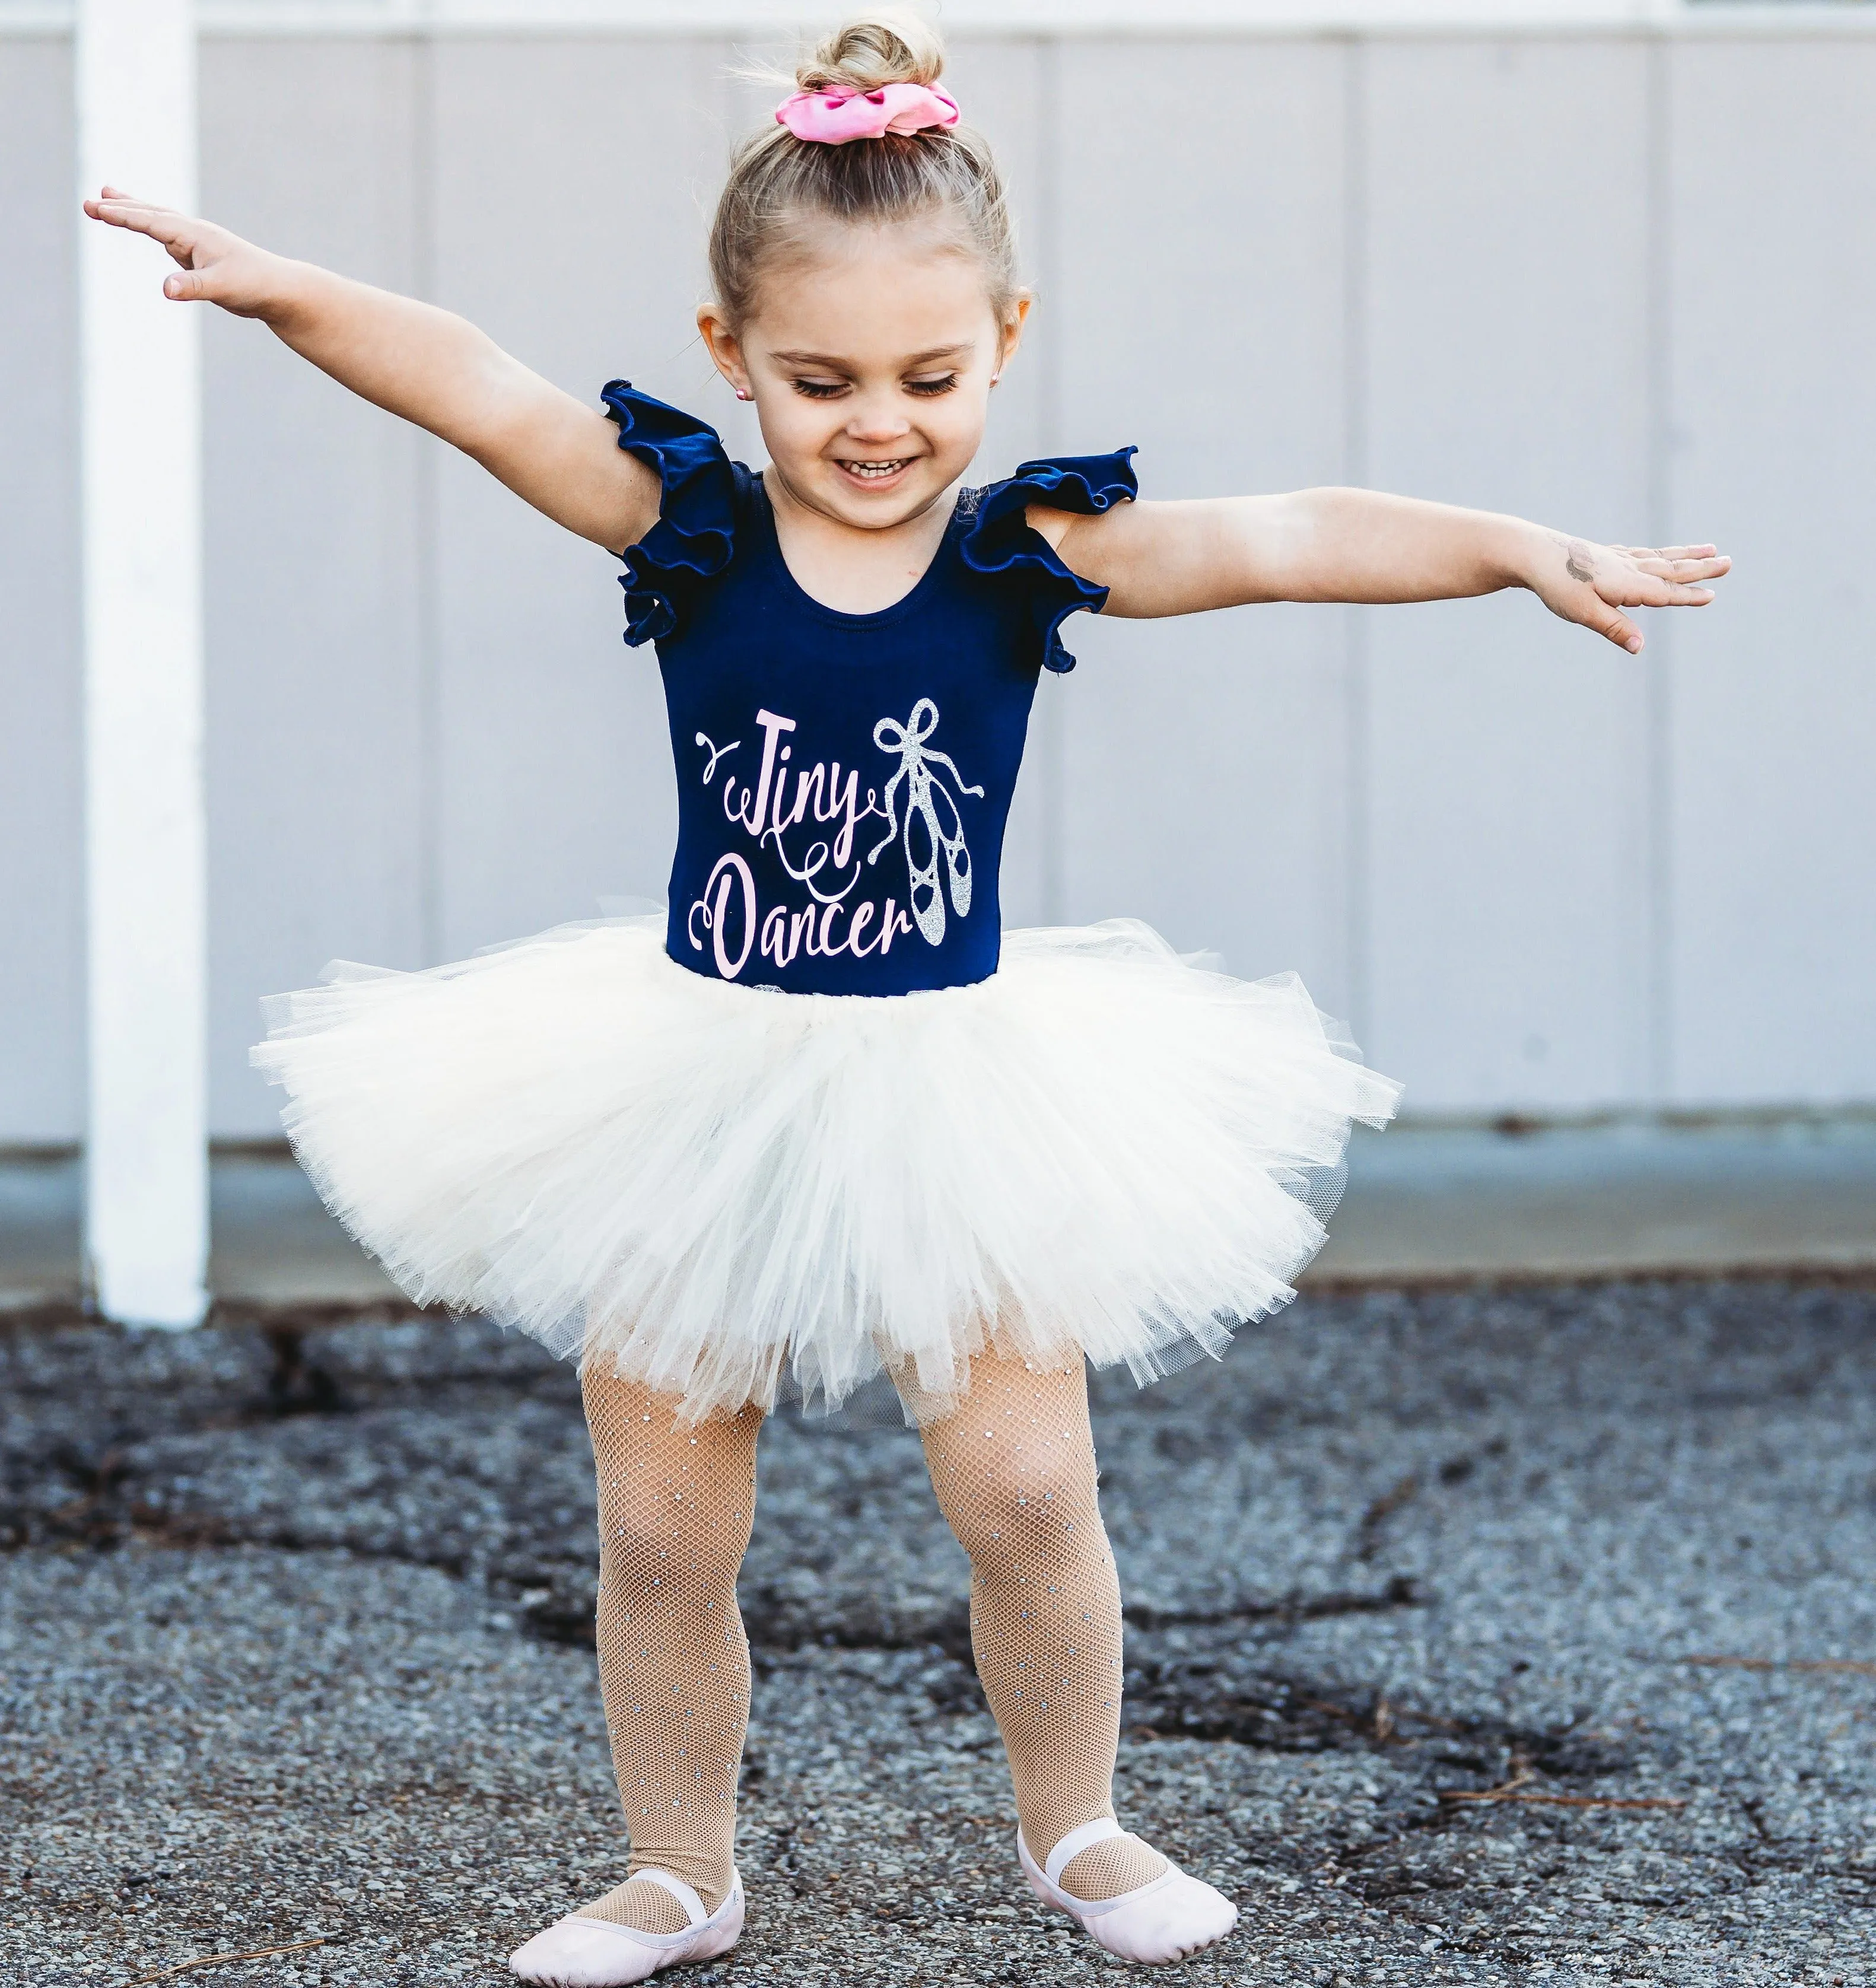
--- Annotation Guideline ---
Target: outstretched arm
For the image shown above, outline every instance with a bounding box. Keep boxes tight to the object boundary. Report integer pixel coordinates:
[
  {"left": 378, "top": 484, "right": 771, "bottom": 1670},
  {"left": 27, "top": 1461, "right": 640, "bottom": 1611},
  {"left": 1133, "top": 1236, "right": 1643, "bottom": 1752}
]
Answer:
[
  {"left": 84, "top": 187, "right": 656, "bottom": 555},
  {"left": 1031, "top": 488, "right": 1729, "bottom": 654}
]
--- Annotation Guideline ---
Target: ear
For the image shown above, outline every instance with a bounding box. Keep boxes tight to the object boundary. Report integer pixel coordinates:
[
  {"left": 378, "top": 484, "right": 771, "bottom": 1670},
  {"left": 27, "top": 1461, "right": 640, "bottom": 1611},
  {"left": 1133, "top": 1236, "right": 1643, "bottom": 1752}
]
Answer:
[
  {"left": 697, "top": 304, "right": 752, "bottom": 399},
  {"left": 993, "top": 291, "right": 1034, "bottom": 380}
]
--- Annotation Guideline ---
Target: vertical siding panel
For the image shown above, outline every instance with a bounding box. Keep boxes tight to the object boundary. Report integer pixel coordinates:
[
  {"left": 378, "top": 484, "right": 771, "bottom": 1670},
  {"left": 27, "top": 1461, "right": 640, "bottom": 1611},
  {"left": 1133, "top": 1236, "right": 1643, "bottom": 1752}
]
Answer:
[
  {"left": 1362, "top": 38, "right": 1652, "bottom": 1112},
  {"left": 427, "top": 37, "right": 722, "bottom": 958},
  {"left": 1052, "top": 38, "right": 1353, "bottom": 1000},
  {"left": 947, "top": 35, "right": 1054, "bottom": 925},
  {"left": 1667, "top": 40, "right": 1876, "bottom": 1105},
  {"left": 200, "top": 37, "right": 427, "bottom": 1136},
  {"left": 0, "top": 39, "right": 81, "bottom": 1143},
  {"left": 945, "top": 37, "right": 1051, "bottom": 482}
]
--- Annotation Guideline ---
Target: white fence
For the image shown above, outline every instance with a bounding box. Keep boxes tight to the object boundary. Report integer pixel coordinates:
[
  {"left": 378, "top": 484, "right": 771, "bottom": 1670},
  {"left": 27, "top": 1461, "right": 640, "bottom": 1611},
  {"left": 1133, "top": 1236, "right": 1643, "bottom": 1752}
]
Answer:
[{"left": 4, "top": 6, "right": 1874, "bottom": 1142}]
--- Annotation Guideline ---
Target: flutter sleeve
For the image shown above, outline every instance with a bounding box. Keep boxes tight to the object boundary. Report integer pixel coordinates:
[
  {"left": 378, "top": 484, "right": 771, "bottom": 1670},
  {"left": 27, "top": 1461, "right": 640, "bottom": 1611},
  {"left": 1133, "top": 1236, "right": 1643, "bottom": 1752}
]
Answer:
[
  {"left": 959, "top": 447, "right": 1139, "bottom": 672},
  {"left": 600, "top": 380, "right": 739, "bottom": 647}
]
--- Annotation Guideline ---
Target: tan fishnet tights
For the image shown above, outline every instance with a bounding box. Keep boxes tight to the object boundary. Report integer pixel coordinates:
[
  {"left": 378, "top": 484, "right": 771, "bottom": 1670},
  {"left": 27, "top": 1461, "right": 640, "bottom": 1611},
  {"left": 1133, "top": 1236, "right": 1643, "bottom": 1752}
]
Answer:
[
  {"left": 573, "top": 1366, "right": 760, "bottom": 1937},
  {"left": 917, "top": 1350, "right": 1169, "bottom": 1903}
]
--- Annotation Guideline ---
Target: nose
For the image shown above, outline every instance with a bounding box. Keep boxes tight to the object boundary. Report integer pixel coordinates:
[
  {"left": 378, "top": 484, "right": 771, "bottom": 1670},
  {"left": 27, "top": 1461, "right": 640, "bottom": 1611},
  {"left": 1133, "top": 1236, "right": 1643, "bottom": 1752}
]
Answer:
[{"left": 842, "top": 391, "right": 912, "bottom": 447}]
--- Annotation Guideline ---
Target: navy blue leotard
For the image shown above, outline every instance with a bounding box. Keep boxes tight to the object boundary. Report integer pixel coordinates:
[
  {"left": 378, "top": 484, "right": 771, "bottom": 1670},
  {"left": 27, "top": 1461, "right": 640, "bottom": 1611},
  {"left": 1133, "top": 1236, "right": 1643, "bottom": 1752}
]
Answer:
[{"left": 603, "top": 383, "right": 1137, "bottom": 997}]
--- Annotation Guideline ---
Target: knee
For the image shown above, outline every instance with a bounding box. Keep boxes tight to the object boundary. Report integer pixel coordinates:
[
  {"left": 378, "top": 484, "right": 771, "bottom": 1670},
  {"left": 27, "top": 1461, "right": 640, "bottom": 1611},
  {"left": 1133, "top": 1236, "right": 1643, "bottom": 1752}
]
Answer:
[
  {"left": 596, "top": 1482, "right": 749, "bottom": 1598},
  {"left": 585, "top": 1375, "right": 758, "bottom": 1598},
  {"left": 936, "top": 1444, "right": 1107, "bottom": 1581}
]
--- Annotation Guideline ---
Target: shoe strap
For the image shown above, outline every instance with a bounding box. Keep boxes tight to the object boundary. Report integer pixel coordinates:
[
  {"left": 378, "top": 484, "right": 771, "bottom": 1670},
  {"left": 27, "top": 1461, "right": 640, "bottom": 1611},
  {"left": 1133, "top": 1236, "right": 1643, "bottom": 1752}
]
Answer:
[
  {"left": 1043, "top": 1817, "right": 1125, "bottom": 1890},
  {"left": 629, "top": 1868, "right": 709, "bottom": 1928}
]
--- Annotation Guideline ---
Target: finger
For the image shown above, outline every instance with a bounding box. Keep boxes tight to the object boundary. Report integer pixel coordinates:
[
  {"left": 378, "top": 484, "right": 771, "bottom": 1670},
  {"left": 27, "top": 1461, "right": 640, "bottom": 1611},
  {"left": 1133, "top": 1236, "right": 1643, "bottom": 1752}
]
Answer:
[
  {"left": 1578, "top": 593, "right": 1644, "bottom": 652},
  {"left": 87, "top": 189, "right": 168, "bottom": 219},
  {"left": 1616, "top": 543, "right": 1718, "bottom": 563},
  {"left": 162, "top": 268, "right": 213, "bottom": 303},
  {"left": 84, "top": 195, "right": 151, "bottom": 227},
  {"left": 85, "top": 198, "right": 191, "bottom": 249},
  {"left": 1640, "top": 549, "right": 1725, "bottom": 571},
  {"left": 1630, "top": 554, "right": 1729, "bottom": 583},
  {"left": 1623, "top": 578, "right": 1716, "bottom": 609}
]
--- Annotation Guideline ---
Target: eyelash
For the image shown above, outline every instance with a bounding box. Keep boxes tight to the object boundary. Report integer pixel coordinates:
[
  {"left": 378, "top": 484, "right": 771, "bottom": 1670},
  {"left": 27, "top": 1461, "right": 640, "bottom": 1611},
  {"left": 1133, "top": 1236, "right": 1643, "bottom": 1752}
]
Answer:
[{"left": 791, "top": 374, "right": 961, "bottom": 400}]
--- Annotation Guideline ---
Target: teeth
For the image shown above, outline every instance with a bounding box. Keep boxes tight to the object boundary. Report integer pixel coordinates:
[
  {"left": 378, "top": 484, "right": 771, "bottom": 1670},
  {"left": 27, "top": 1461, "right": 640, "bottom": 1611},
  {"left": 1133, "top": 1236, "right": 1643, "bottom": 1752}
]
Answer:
[{"left": 841, "top": 459, "right": 908, "bottom": 479}]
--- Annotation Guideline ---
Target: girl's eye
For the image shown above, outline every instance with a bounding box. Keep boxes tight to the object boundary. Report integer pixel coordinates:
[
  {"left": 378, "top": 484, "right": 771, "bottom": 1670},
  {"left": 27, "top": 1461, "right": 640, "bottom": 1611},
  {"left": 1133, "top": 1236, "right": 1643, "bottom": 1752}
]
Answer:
[
  {"left": 905, "top": 374, "right": 959, "bottom": 397},
  {"left": 791, "top": 378, "right": 848, "bottom": 400}
]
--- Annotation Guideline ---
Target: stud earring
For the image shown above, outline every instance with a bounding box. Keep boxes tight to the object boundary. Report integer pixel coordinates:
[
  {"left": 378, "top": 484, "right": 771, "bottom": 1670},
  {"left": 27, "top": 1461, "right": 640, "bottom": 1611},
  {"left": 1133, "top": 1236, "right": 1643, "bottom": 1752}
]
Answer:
[{"left": 733, "top": 386, "right": 752, "bottom": 402}]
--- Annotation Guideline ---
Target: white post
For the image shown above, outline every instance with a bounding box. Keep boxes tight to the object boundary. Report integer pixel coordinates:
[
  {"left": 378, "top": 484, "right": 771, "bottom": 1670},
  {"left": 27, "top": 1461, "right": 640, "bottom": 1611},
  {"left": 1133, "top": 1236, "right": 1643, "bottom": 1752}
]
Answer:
[{"left": 77, "top": 0, "right": 209, "bottom": 1329}]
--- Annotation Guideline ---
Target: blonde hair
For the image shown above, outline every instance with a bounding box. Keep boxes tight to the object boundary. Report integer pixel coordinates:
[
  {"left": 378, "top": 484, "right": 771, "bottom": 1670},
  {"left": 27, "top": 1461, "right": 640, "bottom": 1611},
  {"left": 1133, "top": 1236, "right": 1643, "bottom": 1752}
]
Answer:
[{"left": 708, "top": 9, "right": 1019, "bottom": 329}]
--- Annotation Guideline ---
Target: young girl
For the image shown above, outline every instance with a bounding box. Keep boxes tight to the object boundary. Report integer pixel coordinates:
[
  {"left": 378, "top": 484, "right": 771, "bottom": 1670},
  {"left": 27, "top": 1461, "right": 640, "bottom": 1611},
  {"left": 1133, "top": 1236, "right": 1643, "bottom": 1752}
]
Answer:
[{"left": 88, "top": 12, "right": 1726, "bottom": 1981}]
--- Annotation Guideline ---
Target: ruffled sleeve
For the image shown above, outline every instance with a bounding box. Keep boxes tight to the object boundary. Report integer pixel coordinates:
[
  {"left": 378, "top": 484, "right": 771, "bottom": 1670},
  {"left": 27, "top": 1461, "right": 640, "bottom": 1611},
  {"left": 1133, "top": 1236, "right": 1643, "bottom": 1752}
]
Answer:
[
  {"left": 601, "top": 381, "right": 738, "bottom": 647},
  {"left": 959, "top": 448, "right": 1139, "bottom": 672}
]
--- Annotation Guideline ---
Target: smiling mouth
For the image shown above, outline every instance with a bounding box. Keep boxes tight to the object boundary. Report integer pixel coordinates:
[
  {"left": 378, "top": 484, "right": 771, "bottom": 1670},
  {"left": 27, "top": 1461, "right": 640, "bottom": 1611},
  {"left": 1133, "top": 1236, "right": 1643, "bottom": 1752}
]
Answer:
[{"left": 836, "top": 457, "right": 915, "bottom": 482}]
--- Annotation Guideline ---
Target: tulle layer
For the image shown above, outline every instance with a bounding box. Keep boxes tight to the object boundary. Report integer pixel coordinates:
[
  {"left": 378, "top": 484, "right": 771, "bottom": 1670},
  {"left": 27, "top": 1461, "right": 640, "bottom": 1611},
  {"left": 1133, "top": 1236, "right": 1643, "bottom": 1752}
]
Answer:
[{"left": 252, "top": 916, "right": 1400, "bottom": 1421}]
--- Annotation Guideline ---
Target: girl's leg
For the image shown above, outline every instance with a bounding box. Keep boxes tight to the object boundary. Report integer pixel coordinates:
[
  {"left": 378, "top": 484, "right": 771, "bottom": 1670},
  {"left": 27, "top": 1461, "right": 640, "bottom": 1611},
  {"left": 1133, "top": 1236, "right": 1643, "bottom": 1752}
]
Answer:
[
  {"left": 917, "top": 1349, "right": 1168, "bottom": 1903},
  {"left": 573, "top": 1367, "right": 761, "bottom": 1935}
]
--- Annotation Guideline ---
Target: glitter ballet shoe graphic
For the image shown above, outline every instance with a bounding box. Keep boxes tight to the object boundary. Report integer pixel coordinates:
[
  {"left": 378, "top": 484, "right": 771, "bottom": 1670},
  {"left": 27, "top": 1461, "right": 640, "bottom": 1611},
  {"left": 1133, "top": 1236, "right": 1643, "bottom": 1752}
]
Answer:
[
  {"left": 868, "top": 697, "right": 984, "bottom": 946},
  {"left": 1018, "top": 1822, "right": 1239, "bottom": 1965},
  {"left": 508, "top": 1869, "right": 744, "bottom": 1986}
]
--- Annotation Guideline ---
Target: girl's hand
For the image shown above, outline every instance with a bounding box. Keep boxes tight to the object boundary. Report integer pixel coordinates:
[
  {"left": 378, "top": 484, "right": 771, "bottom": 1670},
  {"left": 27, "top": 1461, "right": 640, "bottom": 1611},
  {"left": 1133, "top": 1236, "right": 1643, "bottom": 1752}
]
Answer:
[
  {"left": 83, "top": 186, "right": 288, "bottom": 318},
  {"left": 1524, "top": 532, "right": 1731, "bottom": 654}
]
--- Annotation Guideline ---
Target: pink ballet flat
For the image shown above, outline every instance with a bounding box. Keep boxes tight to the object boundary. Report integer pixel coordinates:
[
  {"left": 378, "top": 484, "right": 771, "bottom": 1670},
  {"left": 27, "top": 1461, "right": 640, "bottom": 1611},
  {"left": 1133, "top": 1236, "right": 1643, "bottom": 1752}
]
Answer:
[
  {"left": 507, "top": 1869, "right": 744, "bottom": 1986},
  {"left": 1018, "top": 1821, "right": 1239, "bottom": 1965}
]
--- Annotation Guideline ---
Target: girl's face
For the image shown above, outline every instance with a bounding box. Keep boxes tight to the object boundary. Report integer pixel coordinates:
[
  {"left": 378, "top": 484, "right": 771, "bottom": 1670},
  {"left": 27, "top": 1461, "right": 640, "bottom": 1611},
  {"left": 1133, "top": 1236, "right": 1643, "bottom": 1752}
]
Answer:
[{"left": 699, "top": 217, "right": 1028, "bottom": 532}]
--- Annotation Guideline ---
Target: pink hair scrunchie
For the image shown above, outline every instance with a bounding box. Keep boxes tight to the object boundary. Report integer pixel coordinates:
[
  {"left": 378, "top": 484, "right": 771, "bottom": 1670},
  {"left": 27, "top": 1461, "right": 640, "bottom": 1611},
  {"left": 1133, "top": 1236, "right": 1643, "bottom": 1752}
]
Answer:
[{"left": 775, "top": 82, "right": 961, "bottom": 145}]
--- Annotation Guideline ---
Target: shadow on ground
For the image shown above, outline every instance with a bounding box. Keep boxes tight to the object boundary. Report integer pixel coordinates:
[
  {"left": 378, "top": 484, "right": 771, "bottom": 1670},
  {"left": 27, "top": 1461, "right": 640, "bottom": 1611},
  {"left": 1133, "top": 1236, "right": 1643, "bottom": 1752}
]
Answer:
[{"left": 3, "top": 1281, "right": 1873, "bottom": 1985}]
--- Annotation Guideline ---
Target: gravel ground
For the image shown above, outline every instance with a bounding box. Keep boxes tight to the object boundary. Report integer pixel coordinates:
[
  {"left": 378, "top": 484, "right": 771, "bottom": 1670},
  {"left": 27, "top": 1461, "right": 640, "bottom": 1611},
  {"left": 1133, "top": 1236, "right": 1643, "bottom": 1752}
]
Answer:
[{"left": 3, "top": 1280, "right": 1874, "bottom": 1987}]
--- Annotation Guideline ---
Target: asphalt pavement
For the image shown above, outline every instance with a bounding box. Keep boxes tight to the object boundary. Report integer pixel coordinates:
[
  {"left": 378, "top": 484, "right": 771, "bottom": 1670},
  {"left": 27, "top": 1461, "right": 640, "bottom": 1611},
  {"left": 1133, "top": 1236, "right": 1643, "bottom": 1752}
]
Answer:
[{"left": 3, "top": 1278, "right": 1874, "bottom": 1987}]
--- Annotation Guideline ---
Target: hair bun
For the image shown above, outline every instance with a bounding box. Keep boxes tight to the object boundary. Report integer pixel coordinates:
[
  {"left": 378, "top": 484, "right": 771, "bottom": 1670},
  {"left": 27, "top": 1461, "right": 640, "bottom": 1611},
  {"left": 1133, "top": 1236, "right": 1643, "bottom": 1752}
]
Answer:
[{"left": 797, "top": 9, "right": 945, "bottom": 95}]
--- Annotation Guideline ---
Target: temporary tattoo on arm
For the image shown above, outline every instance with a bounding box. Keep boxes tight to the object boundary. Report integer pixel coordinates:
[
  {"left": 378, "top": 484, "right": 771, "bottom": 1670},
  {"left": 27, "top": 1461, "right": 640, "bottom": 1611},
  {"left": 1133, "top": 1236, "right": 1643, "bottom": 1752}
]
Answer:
[{"left": 1563, "top": 540, "right": 1597, "bottom": 584}]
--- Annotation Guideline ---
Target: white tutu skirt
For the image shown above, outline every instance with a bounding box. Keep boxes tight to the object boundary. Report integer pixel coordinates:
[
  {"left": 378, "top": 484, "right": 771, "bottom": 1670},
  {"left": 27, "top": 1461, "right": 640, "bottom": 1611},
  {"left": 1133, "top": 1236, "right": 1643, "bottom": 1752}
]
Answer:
[{"left": 252, "top": 915, "right": 1400, "bottom": 1421}]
